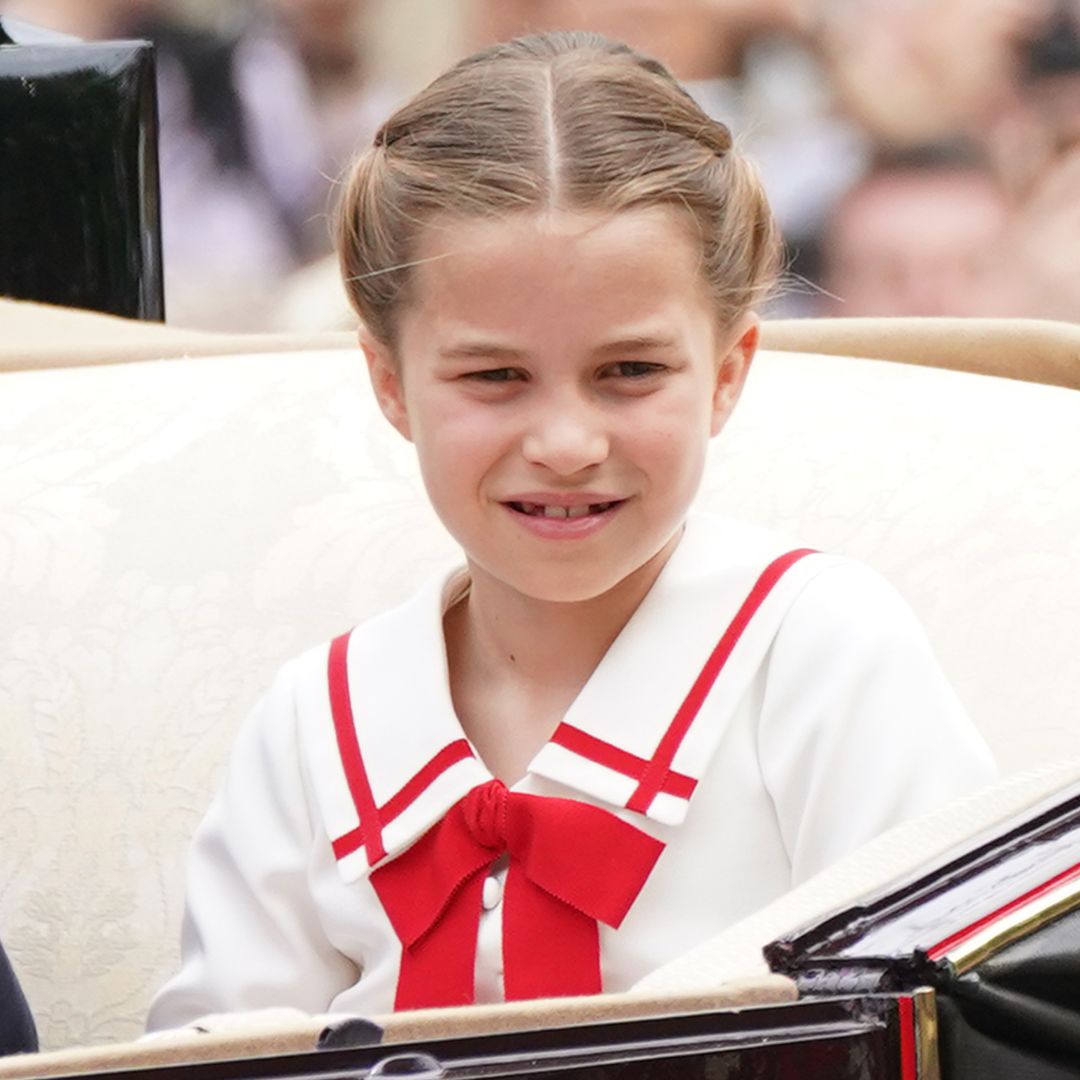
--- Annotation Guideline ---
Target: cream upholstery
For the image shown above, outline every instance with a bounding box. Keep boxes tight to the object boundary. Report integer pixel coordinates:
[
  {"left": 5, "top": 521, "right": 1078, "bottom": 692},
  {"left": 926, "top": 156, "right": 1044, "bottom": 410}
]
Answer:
[{"left": 2, "top": 302, "right": 1080, "bottom": 1054}]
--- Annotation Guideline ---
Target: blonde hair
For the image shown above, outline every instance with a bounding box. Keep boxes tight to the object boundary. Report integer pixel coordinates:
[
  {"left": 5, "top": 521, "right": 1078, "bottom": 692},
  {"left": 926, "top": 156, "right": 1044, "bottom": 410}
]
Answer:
[{"left": 337, "top": 31, "right": 781, "bottom": 345}]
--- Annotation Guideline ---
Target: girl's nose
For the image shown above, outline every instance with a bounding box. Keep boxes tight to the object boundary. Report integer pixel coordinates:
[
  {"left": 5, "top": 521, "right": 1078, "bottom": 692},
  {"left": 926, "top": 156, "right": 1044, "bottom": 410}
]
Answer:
[{"left": 520, "top": 399, "right": 610, "bottom": 476}]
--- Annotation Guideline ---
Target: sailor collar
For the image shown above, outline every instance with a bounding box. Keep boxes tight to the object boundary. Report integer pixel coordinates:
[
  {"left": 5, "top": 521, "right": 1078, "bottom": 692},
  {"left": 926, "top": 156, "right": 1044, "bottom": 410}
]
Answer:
[{"left": 298, "top": 514, "right": 840, "bottom": 884}]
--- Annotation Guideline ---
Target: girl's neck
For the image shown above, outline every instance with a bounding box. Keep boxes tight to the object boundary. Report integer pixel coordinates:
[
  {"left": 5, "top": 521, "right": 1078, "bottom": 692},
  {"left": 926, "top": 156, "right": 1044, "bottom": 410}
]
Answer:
[
  {"left": 443, "top": 532, "right": 682, "bottom": 782},
  {"left": 462, "top": 576, "right": 640, "bottom": 692}
]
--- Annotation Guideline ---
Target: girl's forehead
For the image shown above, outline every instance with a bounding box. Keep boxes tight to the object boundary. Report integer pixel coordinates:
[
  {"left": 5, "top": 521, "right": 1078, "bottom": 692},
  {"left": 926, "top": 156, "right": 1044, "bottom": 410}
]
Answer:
[
  {"left": 394, "top": 208, "right": 718, "bottom": 358},
  {"left": 404, "top": 207, "right": 711, "bottom": 317},
  {"left": 413, "top": 205, "right": 696, "bottom": 260}
]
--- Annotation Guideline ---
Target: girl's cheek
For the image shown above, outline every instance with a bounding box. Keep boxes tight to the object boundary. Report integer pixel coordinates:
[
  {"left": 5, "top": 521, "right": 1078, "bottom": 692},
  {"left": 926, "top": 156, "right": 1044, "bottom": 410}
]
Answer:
[
  {"left": 441, "top": 404, "right": 504, "bottom": 437},
  {"left": 423, "top": 411, "right": 509, "bottom": 460}
]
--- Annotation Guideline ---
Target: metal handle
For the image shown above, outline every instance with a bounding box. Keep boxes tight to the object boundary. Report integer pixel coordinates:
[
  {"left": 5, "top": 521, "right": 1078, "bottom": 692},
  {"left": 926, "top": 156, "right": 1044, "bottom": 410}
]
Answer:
[{"left": 368, "top": 1051, "right": 446, "bottom": 1078}]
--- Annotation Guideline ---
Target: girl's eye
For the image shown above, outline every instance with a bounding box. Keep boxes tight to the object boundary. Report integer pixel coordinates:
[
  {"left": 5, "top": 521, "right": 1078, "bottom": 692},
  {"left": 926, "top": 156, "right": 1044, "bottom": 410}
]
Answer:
[
  {"left": 606, "top": 361, "right": 666, "bottom": 379},
  {"left": 465, "top": 368, "right": 525, "bottom": 383}
]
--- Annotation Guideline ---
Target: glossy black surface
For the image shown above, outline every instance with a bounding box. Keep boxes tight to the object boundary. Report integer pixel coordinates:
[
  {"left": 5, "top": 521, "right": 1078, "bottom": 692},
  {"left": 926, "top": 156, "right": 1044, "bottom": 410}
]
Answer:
[
  {"left": 937, "top": 995, "right": 1080, "bottom": 1080},
  {"left": 39, "top": 999, "right": 904, "bottom": 1080},
  {"left": 0, "top": 19, "right": 164, "bottom": 318},
  {"left": 766, "top": 779, "right": 1080, "bottom": 989},
  {"left": 936, "top": 904, "right": 1080, "bottom": 1076}
]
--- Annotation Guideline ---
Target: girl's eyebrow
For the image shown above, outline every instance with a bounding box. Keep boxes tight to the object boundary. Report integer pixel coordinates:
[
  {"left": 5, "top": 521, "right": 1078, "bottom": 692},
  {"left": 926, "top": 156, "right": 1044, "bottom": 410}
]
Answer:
[
  {"left": 438, "top": 341, "right": 528, "bottom": 361},
  {"left": 438, "top": 333, "right": 682, "bottom": 362},
  {"left": 594, "top": 334, "right": 682, "bottom": 355}
]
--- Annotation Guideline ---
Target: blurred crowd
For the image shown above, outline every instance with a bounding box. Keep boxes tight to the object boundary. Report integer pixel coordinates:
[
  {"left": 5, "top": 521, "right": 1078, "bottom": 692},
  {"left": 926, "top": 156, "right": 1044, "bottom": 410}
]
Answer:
[{"left": 4, "top": 0, "right": 1079, "bottom": 328}]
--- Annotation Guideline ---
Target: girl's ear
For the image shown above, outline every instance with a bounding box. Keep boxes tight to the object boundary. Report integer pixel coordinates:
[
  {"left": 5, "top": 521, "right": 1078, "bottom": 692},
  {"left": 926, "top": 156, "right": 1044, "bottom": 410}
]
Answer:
[
  {"left": 710, "top": 313, "right": 759, "bottom": 437},
  {"left": 360, "top": 329, "right": 412, "bottom": 441}
]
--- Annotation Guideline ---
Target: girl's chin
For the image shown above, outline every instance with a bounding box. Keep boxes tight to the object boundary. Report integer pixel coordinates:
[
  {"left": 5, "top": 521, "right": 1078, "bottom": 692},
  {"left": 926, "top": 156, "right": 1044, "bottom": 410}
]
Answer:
[
  {"left": 470, "top": 552, "right": 672, "bottom": 609},
  {"left": 460, "top": 559, "right": 630, "bottom": 607}
]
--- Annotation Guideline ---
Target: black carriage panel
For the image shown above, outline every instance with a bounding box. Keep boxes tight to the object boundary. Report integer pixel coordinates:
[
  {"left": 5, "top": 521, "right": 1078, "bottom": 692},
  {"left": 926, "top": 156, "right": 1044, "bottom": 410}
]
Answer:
[{"left": 0, "top": 18, "right": 163, "bottom": 319}]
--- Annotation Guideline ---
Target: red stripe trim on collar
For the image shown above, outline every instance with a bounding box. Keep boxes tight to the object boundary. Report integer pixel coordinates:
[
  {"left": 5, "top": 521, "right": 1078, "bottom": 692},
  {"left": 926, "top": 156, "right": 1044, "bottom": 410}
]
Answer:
[
  {"left": 549, "top": 724, "right": 697, "bottom": 800},
  {"left": 626, "top": 548, "right": 818, "bottom": 815},
  {"left": 328, "top": 632, "right": 386, "bottom": 865},
  {"left": 331, "top": 739, "right": 475, "bottom": 861}
]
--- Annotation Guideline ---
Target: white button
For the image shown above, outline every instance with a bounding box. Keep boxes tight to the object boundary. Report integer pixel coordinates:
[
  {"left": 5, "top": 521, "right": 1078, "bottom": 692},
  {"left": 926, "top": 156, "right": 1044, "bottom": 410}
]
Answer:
[{"left": 482, "top": 875, "right": 502, "bottom": 911}]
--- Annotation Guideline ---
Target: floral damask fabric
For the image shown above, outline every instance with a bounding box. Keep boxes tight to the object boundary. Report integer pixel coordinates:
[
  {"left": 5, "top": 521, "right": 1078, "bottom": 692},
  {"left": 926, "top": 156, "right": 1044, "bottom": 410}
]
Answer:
[{"left": 1, "top": 346, "right": 1078, "bottom": 1050}]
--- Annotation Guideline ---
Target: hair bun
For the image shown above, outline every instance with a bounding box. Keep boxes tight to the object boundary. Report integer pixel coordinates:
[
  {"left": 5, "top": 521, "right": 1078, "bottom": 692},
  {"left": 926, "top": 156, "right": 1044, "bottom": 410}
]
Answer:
[{"left": 704, "top": 118, "right": 733, "bottom": 157}]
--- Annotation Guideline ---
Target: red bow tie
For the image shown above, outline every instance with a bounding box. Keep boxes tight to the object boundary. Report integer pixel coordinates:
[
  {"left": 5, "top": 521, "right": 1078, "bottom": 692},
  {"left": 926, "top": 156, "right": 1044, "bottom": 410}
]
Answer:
[{"left": 369, "top": 779, "right": 665, "bottom": 1009}]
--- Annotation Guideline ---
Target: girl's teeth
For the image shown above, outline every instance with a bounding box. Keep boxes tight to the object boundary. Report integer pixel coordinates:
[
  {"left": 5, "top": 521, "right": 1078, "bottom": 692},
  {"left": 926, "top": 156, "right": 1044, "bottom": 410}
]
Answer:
[
  {"left": 539, "top": 505, "right": 591, "bottom": 519},
  {"left": 512, "top": 501, "right": 619, "bottom": 518}
]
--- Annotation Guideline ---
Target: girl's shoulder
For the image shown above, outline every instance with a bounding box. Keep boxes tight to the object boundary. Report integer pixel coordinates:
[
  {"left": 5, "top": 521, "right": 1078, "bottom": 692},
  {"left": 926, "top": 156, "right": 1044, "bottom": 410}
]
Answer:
[
  {"left": 673, "top": 514, "right": 940, "bottom": 690},
  {"left": 682, "top": 512, "right": 906, "bottom": 619},
  {"left": 668, "top": 512, "right": 851, "bottom": 621}
]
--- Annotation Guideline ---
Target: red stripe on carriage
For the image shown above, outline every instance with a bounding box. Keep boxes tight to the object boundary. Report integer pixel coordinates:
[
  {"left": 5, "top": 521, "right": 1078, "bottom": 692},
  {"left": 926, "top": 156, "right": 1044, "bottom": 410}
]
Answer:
[
  {"left": 626, "top": 549, "right": 818, "bottom": 815},
  {"left": 549, "top": 724, "right": 697, "bottom": 800},
  {"left": 926, "top": 860, "right": 1080, "bottom": 962},
  {"left": 328, "top": 632, "right": 386, "bottom": 865},
  {"left": 897, "top": 995, "right": 918, "bottom": 1080},
  {"left": 332, "top": 739, "right": 475, "bottom": 861}
]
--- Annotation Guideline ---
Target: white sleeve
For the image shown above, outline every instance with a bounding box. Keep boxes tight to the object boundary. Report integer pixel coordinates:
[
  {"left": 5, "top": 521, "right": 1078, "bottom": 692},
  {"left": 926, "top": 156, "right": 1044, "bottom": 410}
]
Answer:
[
  {"left": 758, "top": 561, "right": 998, "bottom": 887},
  {"left": 146, "top": 663, "right": 358, "bottom": 1031}
]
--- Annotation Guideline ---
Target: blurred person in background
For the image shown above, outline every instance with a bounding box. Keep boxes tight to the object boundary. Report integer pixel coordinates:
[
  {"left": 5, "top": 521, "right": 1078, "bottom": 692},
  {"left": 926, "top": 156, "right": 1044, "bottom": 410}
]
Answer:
[
  {"left": 1023, "top": 0, "right": 1080, "bottom": 159},
  {"left": 817, "top": 0, "right": 1080, "bottom": 320},
  {"left": 0, "top": 0, "right": 399, "bottom": 329},
  {"left": 820, "top": 144, "right": 1013, "bottom": 318},
  {"left": 992, "top": 0, "right": 1080, "bottom": 320},
  {"left": 815, "top": 0, "right": 1054, "bottom": 147}
]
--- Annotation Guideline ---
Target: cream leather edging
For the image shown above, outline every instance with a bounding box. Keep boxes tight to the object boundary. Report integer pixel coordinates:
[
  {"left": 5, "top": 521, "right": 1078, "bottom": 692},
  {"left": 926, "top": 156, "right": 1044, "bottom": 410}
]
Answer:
[
  {"left": 763, "top": 317, "right": 1080, "bottom": 390},
  {"left": 0, "top": 978, "right": 797, "bottom": 1079},
  {"left": 0, "top": 299, "right": 355, "bottom": 372}
]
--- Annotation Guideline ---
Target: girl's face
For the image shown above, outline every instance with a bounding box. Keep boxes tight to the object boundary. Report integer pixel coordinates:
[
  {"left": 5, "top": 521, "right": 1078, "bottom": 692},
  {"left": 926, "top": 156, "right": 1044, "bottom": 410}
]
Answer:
[{"left": 363, "top": 207, "right": 758, "bottom": 607}]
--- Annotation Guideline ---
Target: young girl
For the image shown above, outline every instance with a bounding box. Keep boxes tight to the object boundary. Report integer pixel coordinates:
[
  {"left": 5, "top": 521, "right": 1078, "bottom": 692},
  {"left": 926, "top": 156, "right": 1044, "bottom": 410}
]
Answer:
[{"left": 148, "top": 31, "right": 994, "bottom": 1027}]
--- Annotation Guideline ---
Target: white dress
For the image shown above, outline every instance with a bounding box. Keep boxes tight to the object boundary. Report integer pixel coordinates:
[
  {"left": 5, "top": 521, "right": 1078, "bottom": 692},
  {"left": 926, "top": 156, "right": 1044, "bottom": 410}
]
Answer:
[{"left": 147, "top": 514, "right": 996, "bottom": 1029}]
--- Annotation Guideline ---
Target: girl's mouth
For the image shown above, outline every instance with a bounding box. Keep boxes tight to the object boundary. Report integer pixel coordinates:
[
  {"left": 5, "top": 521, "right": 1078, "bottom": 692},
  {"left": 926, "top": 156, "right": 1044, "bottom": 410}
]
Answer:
[{"left": 507, "top": 500, "right": 622, "bottom": 519}]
